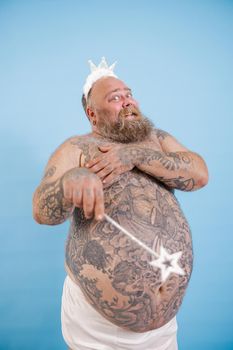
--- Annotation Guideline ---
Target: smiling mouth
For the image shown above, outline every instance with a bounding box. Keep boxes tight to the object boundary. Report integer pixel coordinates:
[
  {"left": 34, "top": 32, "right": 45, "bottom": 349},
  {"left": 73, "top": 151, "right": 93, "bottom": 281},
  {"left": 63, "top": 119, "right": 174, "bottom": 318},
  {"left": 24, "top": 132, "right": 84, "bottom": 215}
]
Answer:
[
  {"left": 124, "top": 112, "right": 138, "bottom": 118},
  {"left": 125, "top": 113, "right": 134, "bottom": 117},
  {"left": 120, "top": 107, "right": 139, "bottom": 119}
]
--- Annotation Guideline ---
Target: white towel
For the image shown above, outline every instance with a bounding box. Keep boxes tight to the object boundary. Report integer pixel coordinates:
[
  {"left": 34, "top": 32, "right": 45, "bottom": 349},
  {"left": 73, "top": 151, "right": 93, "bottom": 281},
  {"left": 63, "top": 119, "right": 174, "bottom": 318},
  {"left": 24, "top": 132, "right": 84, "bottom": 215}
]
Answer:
[{"left": 61, "top": 275, "right": 178, "bottom": 350}]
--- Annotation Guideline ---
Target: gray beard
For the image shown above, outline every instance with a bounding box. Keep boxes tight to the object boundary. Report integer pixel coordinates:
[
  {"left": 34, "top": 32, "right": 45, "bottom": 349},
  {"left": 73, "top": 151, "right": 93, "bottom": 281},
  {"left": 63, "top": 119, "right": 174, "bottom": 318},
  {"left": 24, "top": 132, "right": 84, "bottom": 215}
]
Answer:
[{"left": 96, "top": 112, "right": 154, "bottom": 143}]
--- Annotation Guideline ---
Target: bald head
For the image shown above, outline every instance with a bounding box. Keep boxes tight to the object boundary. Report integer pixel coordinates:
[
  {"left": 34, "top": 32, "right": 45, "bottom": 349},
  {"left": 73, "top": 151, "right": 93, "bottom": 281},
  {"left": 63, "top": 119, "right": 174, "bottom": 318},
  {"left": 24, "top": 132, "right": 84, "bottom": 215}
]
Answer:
[
  {"left": 90, "top": 77, "right": 130, "bottom": 108},
  {"left": 82, "top": 76, "right": 133, "bottom": 120}
]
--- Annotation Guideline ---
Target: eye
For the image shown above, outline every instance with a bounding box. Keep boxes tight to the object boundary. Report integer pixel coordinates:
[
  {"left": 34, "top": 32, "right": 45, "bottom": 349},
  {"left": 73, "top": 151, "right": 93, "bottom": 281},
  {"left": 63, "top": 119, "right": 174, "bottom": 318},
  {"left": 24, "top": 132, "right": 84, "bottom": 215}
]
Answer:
[
  {"left": 126, "top": 92, "right": 133, "bottom": 98},
  {"left": 110, "top": 95, "right": 120, "bottom": 101}
]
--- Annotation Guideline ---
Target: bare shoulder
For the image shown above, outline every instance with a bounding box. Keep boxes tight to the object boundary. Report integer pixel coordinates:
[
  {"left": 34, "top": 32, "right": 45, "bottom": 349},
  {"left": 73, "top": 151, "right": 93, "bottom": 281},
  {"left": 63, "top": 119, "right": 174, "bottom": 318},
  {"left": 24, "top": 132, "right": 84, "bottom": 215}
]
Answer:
[
  {"left": 68, "top": 133, "right": 111, "bottom": 165},
  {"left": 152, "top": 128, "right": 171, "bottom": 141},
  {"left": 42, "top": 134, "right": 92, "bottom": 182},
  {"left": 151, "top": 128, "right": 189, "bottom": 152},
  {"left": 47, "top": 135, "right": 85, "bottom": 164}
]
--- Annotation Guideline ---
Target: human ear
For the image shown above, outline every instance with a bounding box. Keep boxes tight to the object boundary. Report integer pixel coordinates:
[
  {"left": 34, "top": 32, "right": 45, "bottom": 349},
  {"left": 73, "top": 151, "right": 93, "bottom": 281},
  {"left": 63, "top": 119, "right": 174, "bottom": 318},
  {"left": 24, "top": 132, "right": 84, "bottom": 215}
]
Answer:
[
  {"left": 87, "top": 107, "right": 96, "bottom": 125},
  {"left": 87, "top": 107, "right": 95, "bottom": 118}
]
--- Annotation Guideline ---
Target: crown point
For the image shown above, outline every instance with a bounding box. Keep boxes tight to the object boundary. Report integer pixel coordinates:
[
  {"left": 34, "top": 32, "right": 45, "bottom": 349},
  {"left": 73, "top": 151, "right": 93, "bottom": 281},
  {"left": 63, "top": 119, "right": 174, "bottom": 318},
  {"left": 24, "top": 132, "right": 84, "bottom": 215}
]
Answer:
[
  {"left": 99, "top": 57, "right": 107, "bottom": 69},
  {"left": 109, "top": 61, "right": 117, "bottom": 71},
  {"left": 88, "top": 60, "right": 97, "bottom": 72},
  {"left": 83, "top": 56, "right": 118, "bottom": 98}
]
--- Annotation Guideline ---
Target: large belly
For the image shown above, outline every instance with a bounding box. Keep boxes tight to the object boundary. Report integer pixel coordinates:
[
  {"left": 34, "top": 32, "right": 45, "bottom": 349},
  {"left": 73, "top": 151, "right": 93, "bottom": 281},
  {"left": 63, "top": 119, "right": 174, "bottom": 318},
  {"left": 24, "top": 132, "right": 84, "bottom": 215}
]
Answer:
[{"left": 65, "top": 170, "right": 193, "bottom": 332}]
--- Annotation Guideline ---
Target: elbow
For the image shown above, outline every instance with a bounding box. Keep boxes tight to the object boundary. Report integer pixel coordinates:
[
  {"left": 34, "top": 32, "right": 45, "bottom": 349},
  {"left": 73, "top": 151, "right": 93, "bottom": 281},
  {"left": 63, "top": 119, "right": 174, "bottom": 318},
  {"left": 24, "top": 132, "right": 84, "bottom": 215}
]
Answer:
[
  {"left": 33, "top": 208, "right": 57, "bottom": 226},
  {"left": 32, "top": 191, "right": 43, "bottom": 224},
  {"left": 32, "top": 202, "right": 67, "bottom": 226},
  {"left": 196, "top": 168, "right": 209, "bottom": 189},
  {"left": 32, "top": 192, "right": 48, "bottom": 225},
  {"left": 200, "top": 173, "right": 209, "bottom": 187},
  {"left": 193, "top": 155, "right": 209, "bottom": 190},
  {"left": 32, "top": 205, "right": 58, "bottom": 226},
  {"left": 33, "top": 212, "right": 43, "bottom": 225},
  {"left": 33, "top": 204, "right": 44, "bottom": 225}
]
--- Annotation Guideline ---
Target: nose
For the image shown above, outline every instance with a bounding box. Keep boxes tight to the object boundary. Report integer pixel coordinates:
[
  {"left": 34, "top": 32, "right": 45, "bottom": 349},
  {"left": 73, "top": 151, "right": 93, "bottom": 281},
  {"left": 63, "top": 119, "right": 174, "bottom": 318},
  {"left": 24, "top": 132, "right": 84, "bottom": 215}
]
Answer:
[
  {"left": 122, "top": 97, "right": 131, "bottom": 108},
  {"left": 122, "top": 101, "right": 131, "bottom": 108}
]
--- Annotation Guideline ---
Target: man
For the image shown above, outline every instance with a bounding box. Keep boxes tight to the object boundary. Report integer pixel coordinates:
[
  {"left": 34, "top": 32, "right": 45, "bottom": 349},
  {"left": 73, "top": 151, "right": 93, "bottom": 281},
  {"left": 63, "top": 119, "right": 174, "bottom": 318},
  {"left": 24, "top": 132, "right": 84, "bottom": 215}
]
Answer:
[{"left": 33, "top": 57, "right": 208, "bottom": 350}]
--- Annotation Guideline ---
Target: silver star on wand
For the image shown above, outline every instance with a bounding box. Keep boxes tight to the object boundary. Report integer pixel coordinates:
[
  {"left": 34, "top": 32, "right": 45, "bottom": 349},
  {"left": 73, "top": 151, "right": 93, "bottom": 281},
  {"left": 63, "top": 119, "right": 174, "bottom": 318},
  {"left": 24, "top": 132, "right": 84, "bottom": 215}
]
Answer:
[{"left": 104, "top": 214, "right": 185, "bottom": 282}]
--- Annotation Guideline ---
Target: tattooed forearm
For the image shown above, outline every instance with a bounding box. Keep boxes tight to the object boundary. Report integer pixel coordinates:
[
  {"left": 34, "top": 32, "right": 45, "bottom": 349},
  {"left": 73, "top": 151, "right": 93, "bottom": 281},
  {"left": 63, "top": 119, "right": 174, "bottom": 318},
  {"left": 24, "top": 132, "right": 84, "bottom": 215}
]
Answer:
[
  {"left": 157, "top": 176, "right": 195, "bottom": 191},
  {"left": 129, "top": 148, "right": 192, "bottom": 171},
  {"left": 35, "top": 178, "right": 72, "bottom": 225},
  {"left": 114, "top": 147, "right": 191, "bottom": 172},
  {"left": 121, "top": 146, "right": 190, "bottom": 172},
  {"left": 119, "top": 146, "right": 198, "bottom": 191}
]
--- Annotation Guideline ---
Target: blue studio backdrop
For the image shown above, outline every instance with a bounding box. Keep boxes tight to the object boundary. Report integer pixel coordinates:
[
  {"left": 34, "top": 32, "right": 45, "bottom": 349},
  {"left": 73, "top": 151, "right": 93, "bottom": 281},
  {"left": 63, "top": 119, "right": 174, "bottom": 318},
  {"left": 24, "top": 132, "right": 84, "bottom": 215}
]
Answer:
[{"left": 0, "top": 1, "right": 232, "bottom": 349}]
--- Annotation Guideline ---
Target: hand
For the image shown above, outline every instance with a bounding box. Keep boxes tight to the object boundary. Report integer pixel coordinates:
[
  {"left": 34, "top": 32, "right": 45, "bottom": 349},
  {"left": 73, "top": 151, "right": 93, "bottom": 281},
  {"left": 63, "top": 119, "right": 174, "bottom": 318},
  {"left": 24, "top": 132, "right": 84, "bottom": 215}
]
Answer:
[
  {"left": 61, "top": 168, "right": 104, "bottom": 220},
  {"left": 86, "top": 144, "right": 135, "bottom": 184}
]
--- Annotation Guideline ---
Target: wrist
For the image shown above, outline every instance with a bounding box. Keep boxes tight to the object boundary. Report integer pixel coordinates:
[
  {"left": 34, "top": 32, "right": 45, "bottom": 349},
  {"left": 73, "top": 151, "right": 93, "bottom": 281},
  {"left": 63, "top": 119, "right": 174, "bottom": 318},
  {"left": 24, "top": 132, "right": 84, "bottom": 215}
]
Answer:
[
  {"left": 124, "top": 144, "right": 137, "bottom": 167},
  {"left": 126, "top": 145, "right": 144, "bottom": 167}
]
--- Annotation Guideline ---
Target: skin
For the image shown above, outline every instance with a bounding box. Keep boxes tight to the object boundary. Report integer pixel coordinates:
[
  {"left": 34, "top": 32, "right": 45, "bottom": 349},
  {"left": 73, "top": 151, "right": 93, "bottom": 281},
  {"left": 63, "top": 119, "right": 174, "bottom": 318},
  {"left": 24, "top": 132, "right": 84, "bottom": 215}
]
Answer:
[{"left": 33, "top": 76, "right": 208, "bottom": 332}]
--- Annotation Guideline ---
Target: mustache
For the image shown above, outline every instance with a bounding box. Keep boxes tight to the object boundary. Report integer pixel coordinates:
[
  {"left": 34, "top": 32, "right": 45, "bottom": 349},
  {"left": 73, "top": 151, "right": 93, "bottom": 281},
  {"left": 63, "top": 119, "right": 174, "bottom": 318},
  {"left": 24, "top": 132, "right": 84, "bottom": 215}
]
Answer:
[
  {"left": 118, "top": 106, "right": 140, "bottom": 118},
  {"left": 117, "top": 106, "right": 142, "bottom": 131}
]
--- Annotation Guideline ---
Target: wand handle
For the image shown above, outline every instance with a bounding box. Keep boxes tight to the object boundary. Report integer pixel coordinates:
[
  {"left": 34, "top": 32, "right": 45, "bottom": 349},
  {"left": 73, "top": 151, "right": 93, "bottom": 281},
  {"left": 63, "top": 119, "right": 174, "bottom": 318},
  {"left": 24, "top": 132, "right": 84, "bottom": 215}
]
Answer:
[{"left": 104, "top": 214, "right": 159, "bottom": 259}]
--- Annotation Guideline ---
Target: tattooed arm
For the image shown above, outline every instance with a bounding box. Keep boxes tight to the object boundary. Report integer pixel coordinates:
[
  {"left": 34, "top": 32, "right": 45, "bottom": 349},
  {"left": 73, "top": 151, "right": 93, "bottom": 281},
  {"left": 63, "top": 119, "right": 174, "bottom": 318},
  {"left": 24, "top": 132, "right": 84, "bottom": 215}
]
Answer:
[
  {"left": 86, "top": 129, "right": 208, "bottom": 192},
  {"left": 33, "top": 138, "right": 104, "bottom": 225},
  {"left": 134, "top": 128, "right": 209, "bottom": 191}
]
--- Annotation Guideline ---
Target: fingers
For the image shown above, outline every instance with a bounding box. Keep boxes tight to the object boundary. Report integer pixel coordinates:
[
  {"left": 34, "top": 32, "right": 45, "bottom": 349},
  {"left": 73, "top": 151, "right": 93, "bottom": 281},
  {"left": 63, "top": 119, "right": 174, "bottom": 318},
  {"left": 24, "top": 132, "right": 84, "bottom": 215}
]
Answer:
[
  {"left": 102, "top": 170, "right": 119, "bottom": 184},
  {"left": 63, "top": 183, "right": 83, "bottom": 208},
  {"left": 102, "top": 173, "right": 115, "bottom": 185},
  {"left": 98, "top": 145, "right": 112, "bottom": 152},
  {"left": 64, "top": 177, "right": 104, "bottom": 221},
  {"left": 85, "top": 157, "right": 100, "bottom": 168},
  {"left": 82, "top": 185, "right": 104, "bottom": 220},
  {"left": 63, "top": 183, "right": 73, "bottom": 202},
  {"left": 72, "top": 189, "right": 83, "bottom": 208},
  {"left": 86, "top": 158, "right": 109, "bottom": 172},
  {"left": 81, "top": 180, "right": 104, "bottom": 220},
  {"left": 86, "top": 158, "right": 116, "bottom": 180},
  {"left": 94, "top": 164, "right": 114, "bottom": 179},
  {"left": 86, "top": 145, "right": 113, "bottom": 167},
  {"left": 82, "top": 187, "right": 95, "bottom": 219},
  {"left": 94, "top": 188, "right": 104, "bottom": 220},
  {"left": 102, "top": 165, "right": 132, "bottom": 184}
]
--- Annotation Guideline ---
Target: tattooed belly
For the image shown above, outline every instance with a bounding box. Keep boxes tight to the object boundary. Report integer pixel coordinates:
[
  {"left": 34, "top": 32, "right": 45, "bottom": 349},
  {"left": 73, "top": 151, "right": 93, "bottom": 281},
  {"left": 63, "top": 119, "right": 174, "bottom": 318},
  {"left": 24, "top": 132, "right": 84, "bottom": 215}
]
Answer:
[{"left": 65, "top": 172, "right": 193, "bottom": 332}]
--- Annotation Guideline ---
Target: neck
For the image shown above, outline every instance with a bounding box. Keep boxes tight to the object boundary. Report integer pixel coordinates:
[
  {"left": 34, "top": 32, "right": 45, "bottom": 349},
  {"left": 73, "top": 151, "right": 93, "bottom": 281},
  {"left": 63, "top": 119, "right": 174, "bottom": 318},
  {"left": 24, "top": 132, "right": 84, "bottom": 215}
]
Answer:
[{"left": 91, "top": 130, "right": 120, "bottom": 144}]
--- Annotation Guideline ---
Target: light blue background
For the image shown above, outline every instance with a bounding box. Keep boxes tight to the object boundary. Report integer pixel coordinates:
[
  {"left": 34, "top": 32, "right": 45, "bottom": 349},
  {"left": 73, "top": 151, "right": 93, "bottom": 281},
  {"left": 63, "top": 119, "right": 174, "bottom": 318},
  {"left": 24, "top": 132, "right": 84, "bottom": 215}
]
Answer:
[{"left": 0, "top": 1, "right": 232, "bottom": 349}]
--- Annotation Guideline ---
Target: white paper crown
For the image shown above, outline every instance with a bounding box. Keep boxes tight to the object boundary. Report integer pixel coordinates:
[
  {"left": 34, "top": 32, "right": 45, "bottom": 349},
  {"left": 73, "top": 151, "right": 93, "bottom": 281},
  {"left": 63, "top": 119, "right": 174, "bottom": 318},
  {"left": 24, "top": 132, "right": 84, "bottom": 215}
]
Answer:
[{"left": 83, "top": 57, "right": 117, "bottom": 99}]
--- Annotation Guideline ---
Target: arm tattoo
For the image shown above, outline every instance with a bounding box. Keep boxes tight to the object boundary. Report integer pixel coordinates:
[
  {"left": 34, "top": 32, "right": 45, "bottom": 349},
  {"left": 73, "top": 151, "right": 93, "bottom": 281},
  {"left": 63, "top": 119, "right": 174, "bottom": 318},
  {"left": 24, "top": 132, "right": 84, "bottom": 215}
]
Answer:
[
  {"left": 42, "top": 165, "right": 56, "bottom": 180},
  {"left": 157, "top": 176, "right": 195, "bottom": 191},
  {"left": 154, "top": 128, "right": 170, "bottom": 141},
  {"left": 123, "top": 147, "right": 196, "bottom": 191},
  {"left": 70, "top": 138, "right": 101, "bottom": 163},
  {"left": 129, "top": 148, "right": 192, "bottom": 171},
  {"left": 37, "top": 178, "right": 72, "bottom": 225},
  {"left": 36, "top": 138, "right": 100, "bottom": 225}
]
